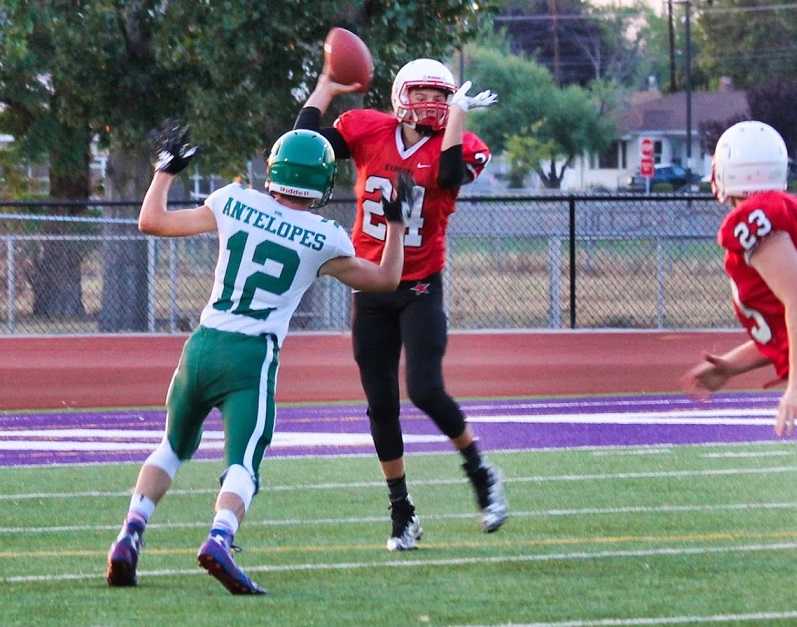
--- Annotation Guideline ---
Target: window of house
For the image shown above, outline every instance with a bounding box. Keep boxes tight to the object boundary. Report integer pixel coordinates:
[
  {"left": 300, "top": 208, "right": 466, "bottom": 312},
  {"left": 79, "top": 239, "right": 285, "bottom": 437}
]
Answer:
[
  {"left": 598, "top": 141, "right": 620, "bottom": 169},
  {"left": 654, "top": 140, "right": 663, "bottom": 164}
]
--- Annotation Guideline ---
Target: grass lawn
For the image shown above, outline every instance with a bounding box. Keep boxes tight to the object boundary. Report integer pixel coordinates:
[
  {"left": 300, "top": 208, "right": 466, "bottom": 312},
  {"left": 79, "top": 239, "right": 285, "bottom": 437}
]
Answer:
[{"left": 2, "top": 444, "right": 797, "bottom": 626}]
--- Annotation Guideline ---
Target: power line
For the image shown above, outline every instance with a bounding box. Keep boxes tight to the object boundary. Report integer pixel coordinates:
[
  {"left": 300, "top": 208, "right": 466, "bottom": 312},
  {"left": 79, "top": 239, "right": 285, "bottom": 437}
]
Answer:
[
  {"left": 493, "top": 2, "right": 797, "bottom": 21},
  {"left": 701, "top": 2, "right": 797, "bottom": 14}
]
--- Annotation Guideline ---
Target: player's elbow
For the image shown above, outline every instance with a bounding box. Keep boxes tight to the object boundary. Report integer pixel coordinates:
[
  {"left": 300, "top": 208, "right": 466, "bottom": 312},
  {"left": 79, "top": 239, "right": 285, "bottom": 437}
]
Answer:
[
  {"left": 371, "top": 270, "right": 401, "bottom": 292},
  {"left": 138, "top": 214, "right": 170, "bottom": 236},
  {"left": 138, "top": 215, "right": 159, "bottom": 235}
]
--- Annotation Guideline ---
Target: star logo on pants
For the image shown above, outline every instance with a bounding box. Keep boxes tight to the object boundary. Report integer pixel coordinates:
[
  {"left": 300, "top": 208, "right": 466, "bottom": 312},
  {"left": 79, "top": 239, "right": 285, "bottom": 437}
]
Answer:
[{"left": 409, "top": 282, "right": 431, "bottom": 296}]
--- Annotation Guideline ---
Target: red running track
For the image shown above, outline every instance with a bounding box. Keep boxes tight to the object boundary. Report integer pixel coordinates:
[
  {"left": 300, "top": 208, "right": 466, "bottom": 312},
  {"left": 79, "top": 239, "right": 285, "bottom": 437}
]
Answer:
[{"left": 0, "top": 331, "right": 776, "bottom": 411}]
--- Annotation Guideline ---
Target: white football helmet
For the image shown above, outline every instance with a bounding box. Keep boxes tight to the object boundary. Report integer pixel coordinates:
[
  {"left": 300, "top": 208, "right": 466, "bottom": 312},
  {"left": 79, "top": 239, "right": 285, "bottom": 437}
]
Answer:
[
  {"left": 391, "top": 59, "right": 457, "bottom": 132},
  {"left": 712, "top": 120, "right": 788, "bottom": 202}
]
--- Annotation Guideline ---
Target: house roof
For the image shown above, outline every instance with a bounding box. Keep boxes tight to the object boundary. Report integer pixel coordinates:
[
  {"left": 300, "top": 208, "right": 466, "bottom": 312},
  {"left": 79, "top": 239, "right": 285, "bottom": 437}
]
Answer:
[{"left": 618, "top": 89, "right": 748, "bottom": 134}]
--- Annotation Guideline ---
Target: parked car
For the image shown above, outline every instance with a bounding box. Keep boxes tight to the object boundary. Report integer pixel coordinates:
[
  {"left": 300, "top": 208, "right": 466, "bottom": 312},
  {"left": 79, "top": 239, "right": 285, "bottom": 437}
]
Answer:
[{"left": 627, "top": 164, "right": 702, "bottom": 192}]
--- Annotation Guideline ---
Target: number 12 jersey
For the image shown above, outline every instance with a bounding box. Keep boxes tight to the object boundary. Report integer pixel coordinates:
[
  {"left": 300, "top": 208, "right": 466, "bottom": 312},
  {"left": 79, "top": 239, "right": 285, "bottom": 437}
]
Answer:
[{"left": 201, "top": 184, "right": 354, "bottom": 345}]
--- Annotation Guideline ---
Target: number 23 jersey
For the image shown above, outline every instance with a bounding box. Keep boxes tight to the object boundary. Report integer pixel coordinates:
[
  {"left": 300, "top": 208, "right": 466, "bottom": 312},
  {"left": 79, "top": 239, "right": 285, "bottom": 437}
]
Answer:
[
  {"left": 718, "top": 190, "right": 797, "bottom": 377},
  {"left": 334, "top": 109, "right": 490, "bottom": 281}
]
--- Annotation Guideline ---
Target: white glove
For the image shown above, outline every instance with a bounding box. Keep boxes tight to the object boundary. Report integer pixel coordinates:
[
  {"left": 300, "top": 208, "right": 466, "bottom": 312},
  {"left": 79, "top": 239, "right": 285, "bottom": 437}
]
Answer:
[{"left": 450, "top": 80, "right": 498, "bottom": 112}]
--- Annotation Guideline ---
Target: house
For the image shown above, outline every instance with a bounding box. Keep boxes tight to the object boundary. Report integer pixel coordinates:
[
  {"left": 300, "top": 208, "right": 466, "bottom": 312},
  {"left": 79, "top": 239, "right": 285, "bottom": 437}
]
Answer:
[{"left": 564, "top": 78, "right": 749, "bottom": 191}]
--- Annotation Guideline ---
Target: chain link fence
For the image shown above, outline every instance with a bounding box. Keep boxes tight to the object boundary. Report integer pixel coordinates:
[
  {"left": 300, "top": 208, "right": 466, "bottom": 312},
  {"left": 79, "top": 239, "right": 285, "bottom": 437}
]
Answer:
[{"left": 0, "top": 194, "right": 736, "bottom": 335}]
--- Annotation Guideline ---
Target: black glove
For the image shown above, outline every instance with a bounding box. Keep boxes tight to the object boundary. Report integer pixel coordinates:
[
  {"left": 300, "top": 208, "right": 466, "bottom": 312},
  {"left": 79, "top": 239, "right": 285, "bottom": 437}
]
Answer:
[
  {"left": 382, "top": 171, "right": 414, "bottom": 224},
  {"left": 153, "top": 120, "right": 198, "bottom": 175}
]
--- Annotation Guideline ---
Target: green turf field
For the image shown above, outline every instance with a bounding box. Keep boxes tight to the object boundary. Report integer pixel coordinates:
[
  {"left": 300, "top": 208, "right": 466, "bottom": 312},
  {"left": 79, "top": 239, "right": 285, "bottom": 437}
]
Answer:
[{"left": 2, "top": 444, "right": 797, "bottom": 626}]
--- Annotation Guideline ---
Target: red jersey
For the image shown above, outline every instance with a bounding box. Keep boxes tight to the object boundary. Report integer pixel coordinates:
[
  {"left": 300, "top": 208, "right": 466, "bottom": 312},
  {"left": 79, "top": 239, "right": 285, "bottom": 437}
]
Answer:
[
  {"left": 717, "top": 190, "right": 797, "bottom": 378},
  {"left": 334, "top": 109, "right": 490, "bottom": 281}
]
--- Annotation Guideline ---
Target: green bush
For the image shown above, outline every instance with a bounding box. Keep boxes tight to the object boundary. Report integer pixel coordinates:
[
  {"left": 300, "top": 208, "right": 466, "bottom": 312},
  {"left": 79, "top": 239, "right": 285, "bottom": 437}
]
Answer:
[
  {"left": 652, "top": 182, "right": 674, "bottom": 193},
  {"left": 699, "top": 181, "right": 712, "bottom": 193}
]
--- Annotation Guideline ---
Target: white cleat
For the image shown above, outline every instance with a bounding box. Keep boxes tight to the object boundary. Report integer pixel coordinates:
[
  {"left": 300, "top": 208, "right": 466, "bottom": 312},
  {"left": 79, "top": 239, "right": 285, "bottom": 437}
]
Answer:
[
  {"left": 386, "top": 496, "right": 424, "bottom": 551},
  {"left": 466, "top": 462, "right": 509, "bottom": 533}
]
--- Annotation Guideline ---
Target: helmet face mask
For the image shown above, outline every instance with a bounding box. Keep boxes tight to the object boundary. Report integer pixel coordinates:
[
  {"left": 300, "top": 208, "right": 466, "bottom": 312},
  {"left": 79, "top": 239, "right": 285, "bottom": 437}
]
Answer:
[
  {"left": 712, "top": 121, "right": 788, "bottom": 203},
  {"left": 391, "top": 59, "right": 456, "bottom": 132},
  {"left": 266, "top": 130, "right": 336, "bottom": 208}
]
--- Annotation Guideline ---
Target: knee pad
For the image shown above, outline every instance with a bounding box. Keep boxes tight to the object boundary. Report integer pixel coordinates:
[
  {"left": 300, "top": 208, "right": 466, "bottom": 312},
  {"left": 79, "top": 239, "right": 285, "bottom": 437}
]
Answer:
[
  {"left": 144, "top": 439, "right": 182, "bottom": 479},
  {"left": 219, "top": 464, "right": 256, "bottom": 512}
]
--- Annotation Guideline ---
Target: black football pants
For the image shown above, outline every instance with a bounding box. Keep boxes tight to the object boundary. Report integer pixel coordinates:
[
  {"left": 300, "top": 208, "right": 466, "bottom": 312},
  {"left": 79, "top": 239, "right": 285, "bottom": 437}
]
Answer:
[{"left": 352, "top": 272, "right": 467, "bottom": 462}]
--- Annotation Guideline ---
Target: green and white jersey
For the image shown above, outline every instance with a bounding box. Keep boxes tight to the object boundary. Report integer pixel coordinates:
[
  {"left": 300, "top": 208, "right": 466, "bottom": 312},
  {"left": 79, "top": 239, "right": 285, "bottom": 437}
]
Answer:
[{"left": 200, "top": 183, "right": 354, "bottom": 345}]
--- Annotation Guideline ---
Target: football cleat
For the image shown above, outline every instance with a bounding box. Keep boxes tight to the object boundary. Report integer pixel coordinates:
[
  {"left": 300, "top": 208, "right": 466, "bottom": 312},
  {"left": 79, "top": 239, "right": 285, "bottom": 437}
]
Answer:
[
  {"left": 466, "top": 462, "right": 508, "bottom": 533},
  {"left": 197, "top": 531, "right": 267, "bottom": 595},
  {"left": 106, "top": 523, "right": 144, "bottom": 587},
  {"left": 386, "top": 496, "right": 423, "bottom": 551}
]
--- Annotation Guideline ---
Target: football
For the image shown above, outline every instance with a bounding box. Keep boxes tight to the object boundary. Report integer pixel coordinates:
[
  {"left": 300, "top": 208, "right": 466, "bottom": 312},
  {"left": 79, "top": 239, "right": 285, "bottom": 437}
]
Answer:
[{"left": 323, "top": 27, "right": 373, "bottom": 92}]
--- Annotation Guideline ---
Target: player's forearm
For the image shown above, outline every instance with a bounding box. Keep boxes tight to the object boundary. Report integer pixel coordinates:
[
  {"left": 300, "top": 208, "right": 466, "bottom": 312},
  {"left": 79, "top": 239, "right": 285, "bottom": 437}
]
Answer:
[
  {"left": 376, "top": 223, "right": 405, "bottom": 290},
  {"left": 719, "top": 340, "right": 771, "bottom": 376},
  {"left": 783, "top": 301, "right": 797, "bottom": 390},
  {"left": 304, "top": 79, "right": 336, "bottom": 114},
  {"left": 138, "top": 172, "right": 174, "bottom": 234},
  {"left": 441, "top": 106, "right": 466, "bottom": 152}
]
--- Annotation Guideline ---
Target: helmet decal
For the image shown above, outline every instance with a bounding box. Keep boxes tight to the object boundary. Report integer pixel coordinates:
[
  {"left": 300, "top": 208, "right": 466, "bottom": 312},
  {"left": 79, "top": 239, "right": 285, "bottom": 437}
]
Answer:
[{"left": 266, "top": 130, "right": 336, "bottom": 208}]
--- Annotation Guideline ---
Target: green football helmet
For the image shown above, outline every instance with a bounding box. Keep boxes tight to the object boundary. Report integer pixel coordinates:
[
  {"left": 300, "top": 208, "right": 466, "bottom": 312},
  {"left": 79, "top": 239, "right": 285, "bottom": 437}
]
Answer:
[{"left": 266, "top": 130, "right": 336, "bottom": 207}]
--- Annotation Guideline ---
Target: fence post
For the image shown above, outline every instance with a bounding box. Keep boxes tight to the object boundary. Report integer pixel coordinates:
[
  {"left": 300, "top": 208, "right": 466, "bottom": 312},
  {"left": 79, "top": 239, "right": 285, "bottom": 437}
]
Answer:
[
  {"left": 147, "top": 238, "right": 156, "bottom": 332},
  {"left": 656, "top": 238, "right": 666, "bottom": 328},
  {"left": 6, "top": 237, "right": 15, "bottom": 333},
  {"left": 569, "top": 196, "right": 577, "bottom": 329},
  {"left": 169, "top": 238, "right": 177, "bottom": 333},
  {"left": 548, "top": 237, "right": 562, "bottom": 328}
]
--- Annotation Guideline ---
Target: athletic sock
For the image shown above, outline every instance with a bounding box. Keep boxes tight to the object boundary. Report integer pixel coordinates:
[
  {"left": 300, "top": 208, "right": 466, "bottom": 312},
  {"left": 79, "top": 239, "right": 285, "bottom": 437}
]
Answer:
[
  {"left": 386, "top": 475, "right": 408, "bottom": 504},
  {"left": 211, "top": 508, "right": 240, "bottom": 539},
  {"left": 460, "top": 441, "right": 484, "bottom": 475},
  {"left": 128, "top": 493, "right": 156, "bottom": 523},
  {"left": 117, "top": 494, "right": 154, "bottom": 539}
]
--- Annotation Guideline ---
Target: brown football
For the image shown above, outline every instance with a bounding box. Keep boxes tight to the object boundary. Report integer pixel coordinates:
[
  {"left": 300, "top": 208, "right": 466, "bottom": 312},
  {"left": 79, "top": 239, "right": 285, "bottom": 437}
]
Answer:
[{"left": 323, "top": 27, "right": 373, "bottom": 93}]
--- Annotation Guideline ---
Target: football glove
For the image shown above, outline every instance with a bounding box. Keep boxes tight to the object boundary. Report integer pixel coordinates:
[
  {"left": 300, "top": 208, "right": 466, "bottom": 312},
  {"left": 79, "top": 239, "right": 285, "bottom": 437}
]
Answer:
[
  {"left": 153, "top": 120, "right": 198, "bottom": 175},
  {"left": 382, "top": 171, "right": 414, "bottom": 225},
  {"left": 450, "top": 80, "right": 498, "bottom": 112}
]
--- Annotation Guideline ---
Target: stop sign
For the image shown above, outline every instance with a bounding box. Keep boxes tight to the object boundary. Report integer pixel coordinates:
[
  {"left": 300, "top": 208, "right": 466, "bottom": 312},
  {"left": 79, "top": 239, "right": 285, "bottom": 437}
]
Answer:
[
  {"left": 639, "top": 137, "right": 655, "bottom": 178},
  {"left": 640, "top": 137, "right": 654, "bottom": 160}
]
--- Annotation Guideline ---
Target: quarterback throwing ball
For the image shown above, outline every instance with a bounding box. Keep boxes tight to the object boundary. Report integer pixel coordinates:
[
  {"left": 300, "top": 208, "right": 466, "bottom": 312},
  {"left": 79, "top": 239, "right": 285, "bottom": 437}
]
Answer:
[{"left": 294, "top": 57, "right": 507, "bottom": 551}]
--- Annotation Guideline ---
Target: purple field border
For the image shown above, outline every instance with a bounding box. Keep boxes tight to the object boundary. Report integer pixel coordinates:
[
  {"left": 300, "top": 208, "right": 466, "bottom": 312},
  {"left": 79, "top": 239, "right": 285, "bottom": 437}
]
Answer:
[{"left": 0, "top": 391, "right": 787, "bottom": 467}]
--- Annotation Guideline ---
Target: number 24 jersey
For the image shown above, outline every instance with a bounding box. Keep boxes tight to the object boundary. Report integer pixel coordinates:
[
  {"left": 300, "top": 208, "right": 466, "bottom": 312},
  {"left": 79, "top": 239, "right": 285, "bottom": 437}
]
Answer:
[
  {"left": 334, "top": 109, "right": 490, "bottom": 281},
  {"left": 718, "top": 190, "right": 797, "bottom": 377}
]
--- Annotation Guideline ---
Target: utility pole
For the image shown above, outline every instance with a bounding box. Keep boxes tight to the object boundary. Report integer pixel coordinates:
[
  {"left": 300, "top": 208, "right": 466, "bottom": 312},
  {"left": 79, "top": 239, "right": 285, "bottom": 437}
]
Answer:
[
  {"left": 668, "top": 0, "right": 676, "bottom": 91},
  {"left": 684, "top": 0, "right": 692, "bottom": 182},
  {"left": 548, "top": 0, "right": 561, "bottom": 84}
]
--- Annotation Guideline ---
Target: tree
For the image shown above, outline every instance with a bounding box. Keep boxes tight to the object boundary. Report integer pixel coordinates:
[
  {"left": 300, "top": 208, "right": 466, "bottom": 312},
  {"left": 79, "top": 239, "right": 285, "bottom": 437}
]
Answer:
[
  {"left": 696, "top": 1, "right": 797, "bottom": 90},
  {"left": 0, "top": 3, "right": 93, "bottom": 319},
  {"left": 466, "top": 45, "right": 614, "bottom": 188},
  {"left": 494, "top": 0, "right": 658, "bottom": 88},
  {"left": 1, "top": 0, "right": 497, "bottom": 330},
  {"left": 747, "top": 80, "right": 797, "bottom": 158}
]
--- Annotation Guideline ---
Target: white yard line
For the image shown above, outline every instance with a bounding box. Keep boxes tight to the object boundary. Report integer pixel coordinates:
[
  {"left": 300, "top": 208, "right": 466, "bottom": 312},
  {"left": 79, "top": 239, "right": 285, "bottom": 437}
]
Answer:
[
  {"left": 3, "top": 465, "right": 796, "bottom": 501},
  {"left": 0, "top": 431, "right": 446, "bottom": 451},
  {"left": 701, "top": 451, "right": 794, "bottom": 459},
  {"left": 4, "top": 541, "right": 797, "bottom": 584},
  {"left": 458, "top": 609, "right": 797, "bottom": 626},
  {"left": 459, "top": 396, "right": 779, "bottom": 412},
  {"left": 2, "top": 501, "right": 796, "bottom": 535},
  {"left": 592, "top": 449, "right": 673, "bottom": 457}
]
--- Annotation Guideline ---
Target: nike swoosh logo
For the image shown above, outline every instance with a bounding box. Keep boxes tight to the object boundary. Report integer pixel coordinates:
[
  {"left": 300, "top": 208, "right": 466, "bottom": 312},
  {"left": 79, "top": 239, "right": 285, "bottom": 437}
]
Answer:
[{"left": 417, "top": 163, "right": 431, "bottom": 169}]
